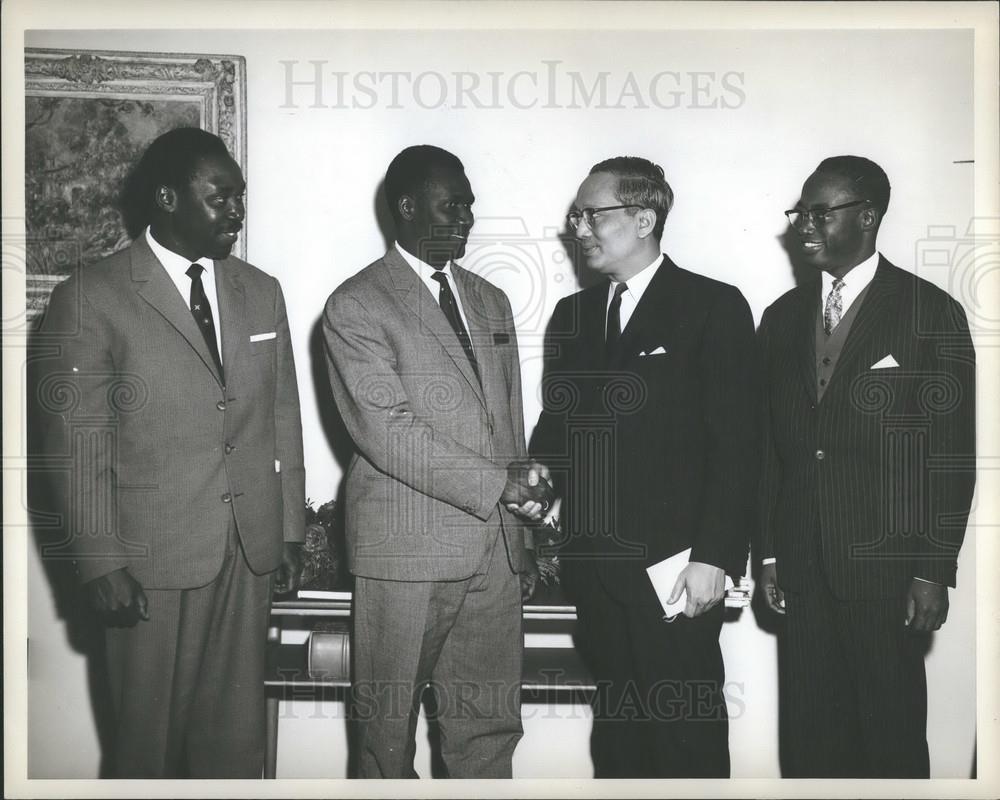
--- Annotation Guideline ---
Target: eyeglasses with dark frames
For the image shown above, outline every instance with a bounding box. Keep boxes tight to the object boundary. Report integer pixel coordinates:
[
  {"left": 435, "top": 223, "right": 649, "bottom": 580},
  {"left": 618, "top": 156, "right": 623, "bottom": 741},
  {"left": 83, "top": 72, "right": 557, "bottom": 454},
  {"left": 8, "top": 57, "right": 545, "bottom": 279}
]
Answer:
[
  {"left": 566, "top": 205, "right": 644, "bottom": 229},
  {"left": 784, "top": 200, "right": 869, "bottom": 228}
]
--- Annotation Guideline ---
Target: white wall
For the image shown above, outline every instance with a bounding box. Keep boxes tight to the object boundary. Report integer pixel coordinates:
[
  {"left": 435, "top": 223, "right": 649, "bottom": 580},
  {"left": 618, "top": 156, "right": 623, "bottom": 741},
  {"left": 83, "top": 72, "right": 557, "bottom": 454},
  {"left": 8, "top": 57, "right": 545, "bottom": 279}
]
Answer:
[{"left": 21, "top": 22, "right": 981, "bottom": 781}]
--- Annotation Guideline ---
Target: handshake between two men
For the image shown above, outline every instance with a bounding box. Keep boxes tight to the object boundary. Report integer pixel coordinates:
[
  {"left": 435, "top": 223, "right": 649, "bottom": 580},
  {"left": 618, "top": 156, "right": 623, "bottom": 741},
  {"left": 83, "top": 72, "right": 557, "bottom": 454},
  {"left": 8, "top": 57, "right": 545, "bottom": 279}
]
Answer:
[
  {"left": 501, "top": 459, "right": 555, "bottom": 522},
  {"left": 501, "top": 459, "right": 555, "bottom": 602}
]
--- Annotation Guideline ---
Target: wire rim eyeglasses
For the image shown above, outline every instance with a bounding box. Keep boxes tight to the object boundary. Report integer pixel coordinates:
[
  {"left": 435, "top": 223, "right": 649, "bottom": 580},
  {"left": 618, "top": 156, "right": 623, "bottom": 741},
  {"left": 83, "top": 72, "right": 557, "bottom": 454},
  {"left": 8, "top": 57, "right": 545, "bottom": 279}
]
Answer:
[{"left": 566, "top": 204, "right": 644, "bottom": 228}]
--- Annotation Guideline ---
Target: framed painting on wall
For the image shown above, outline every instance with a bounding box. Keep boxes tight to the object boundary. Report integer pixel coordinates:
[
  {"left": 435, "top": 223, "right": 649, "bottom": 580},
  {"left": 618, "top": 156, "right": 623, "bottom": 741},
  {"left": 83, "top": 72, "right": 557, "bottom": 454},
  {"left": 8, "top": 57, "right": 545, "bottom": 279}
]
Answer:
[{"left": 23, "top": 47, "right": 247, "bottom": 325}]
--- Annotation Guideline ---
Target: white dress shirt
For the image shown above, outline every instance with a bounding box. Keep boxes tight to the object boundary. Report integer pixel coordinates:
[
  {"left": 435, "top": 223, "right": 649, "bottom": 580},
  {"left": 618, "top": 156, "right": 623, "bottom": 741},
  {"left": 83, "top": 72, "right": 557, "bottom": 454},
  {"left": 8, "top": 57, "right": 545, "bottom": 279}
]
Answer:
[
  {"left": 821, "top": 250, "right": 880, "bottom": 319},
  {"left": 145, "top": 227, "right": 222, "bottom": 360},
  {"left": 395, "top": 241, "right": 475, "bottom": 353},
  {"left": 606, "top": 254, "right": 665, "bottom": 335}
]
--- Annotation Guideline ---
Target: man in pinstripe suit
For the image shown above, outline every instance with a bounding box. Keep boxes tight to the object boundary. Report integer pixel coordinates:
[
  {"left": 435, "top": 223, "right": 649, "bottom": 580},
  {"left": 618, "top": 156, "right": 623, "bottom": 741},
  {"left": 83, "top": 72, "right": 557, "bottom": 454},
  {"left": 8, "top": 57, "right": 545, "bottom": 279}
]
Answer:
[{"left": 758, "top": 156, "right": 976, "bottom": 777}]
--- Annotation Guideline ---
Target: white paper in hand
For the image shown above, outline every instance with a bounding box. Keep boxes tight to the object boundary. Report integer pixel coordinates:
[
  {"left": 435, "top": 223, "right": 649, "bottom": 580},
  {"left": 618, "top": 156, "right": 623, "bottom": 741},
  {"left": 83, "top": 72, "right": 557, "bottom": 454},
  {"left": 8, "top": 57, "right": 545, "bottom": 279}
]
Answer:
[{"left": 646, "top": 548, "right": 734, "bottom": 620}]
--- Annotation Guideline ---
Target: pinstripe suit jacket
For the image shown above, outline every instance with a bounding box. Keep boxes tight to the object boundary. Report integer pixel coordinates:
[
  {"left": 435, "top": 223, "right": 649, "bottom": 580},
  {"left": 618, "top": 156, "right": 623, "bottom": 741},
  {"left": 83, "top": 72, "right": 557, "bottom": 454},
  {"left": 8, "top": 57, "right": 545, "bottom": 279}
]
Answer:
[
  {"left": 37, "top": 235, "right": 306, "bottom": 588},
  {"left": 759, "top": 257, "right": 976, "bottom": 600},
  {"left": 322, "top": 248, "right": 531, "bottom": 581}
]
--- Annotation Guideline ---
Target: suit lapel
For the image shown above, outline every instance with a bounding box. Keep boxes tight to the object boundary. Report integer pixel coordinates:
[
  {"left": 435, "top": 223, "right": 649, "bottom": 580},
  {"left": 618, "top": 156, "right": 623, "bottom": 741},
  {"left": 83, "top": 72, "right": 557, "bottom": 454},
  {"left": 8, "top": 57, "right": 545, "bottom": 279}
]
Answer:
[
  {"left": 582, "top": 281, "right": 610, "bottom": 368},
  {"left": 829, "top": 257, "right": 897, "bottom": 382},
  {"left": 451, "top": 266, "right": 497, "bottom": 394},
  {"left": 382, "top": 249, "right": 486, "bottom": 407},
  {"left": 215, "top": 258, "right": 247, "bottom": 386},
  {"left": 131, "top": 236, "right": 223, "bottom": 386},
  {"left": 794, "top": 281, "right": 821, "bottom": 401},
  {"left": 606, "top": 255, "right": 674, "bottom": 368}
]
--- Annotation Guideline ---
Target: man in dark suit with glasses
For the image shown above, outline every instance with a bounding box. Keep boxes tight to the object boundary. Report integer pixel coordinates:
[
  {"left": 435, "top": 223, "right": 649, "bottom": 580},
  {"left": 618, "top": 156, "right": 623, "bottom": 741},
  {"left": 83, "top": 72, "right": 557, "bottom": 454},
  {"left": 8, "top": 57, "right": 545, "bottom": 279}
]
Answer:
[
  {"left": 531, "top": 156, "right": 759, "bottom": 777},
  {"left": 757, "top": 155, "right": 976, "bottom": 776}
]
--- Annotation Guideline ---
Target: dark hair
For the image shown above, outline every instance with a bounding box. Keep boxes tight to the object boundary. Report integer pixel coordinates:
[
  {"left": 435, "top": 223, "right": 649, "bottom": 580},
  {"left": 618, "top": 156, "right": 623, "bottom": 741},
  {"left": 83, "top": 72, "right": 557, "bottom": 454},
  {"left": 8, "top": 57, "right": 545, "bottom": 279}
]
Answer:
[
  {"left": 119, "top": 127, "right": 232, "bottom": 237},
  {"left": 384, "top": 145, "right": 465, "bottom": 224},
  {"left": 815, "top": 155, "right": 891, "bottom": 216},
  {"left": 588, "top": 156, "right": 674, "bottom": 241}
]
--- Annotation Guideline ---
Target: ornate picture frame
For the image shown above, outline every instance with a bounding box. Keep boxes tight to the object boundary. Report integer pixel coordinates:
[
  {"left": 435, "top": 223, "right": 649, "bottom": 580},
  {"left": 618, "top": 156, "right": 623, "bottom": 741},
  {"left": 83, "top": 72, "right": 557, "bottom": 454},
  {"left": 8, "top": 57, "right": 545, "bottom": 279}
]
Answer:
[{"left": 24, "top": 48, "right": 247, "bottom": 324}]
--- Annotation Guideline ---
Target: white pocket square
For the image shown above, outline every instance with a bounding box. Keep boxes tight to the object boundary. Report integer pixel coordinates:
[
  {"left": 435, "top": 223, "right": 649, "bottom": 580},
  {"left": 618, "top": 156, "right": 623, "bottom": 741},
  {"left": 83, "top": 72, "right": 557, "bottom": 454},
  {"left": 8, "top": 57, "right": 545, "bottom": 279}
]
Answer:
[
  {"left": 871, "top": 354, "right": 900, "bottom": 369},
  {"left": 639, "top": 346, "right": 667, "bottom": 357},
  {"left": 250, "top": 331, "right": 277, "bottom": 342}
]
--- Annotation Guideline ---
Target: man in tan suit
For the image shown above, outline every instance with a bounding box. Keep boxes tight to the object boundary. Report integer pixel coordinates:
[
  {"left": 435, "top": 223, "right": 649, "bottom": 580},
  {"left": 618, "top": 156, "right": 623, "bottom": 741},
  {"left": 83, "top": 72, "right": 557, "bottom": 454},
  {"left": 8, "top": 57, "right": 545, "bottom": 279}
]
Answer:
[
  {"left": 323, "top": 145, "right": 551, "bottom": 778},
  {"left": 37, "top": 128, "right": 305, "bottom": 777}
]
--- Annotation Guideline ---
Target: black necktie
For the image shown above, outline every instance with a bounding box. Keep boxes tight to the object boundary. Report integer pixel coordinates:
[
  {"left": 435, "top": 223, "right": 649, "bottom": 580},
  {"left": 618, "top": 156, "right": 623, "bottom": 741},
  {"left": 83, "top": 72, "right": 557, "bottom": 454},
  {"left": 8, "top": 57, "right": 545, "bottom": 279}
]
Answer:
[
  {"left": 186, "top": 264, "right": 224, "bottom": 381},
  {"left": 605, "top": 282, "right": 628, "bottom": 362},
  {"left": 430, "top": 270, "right": 480, "bottom": 384}
]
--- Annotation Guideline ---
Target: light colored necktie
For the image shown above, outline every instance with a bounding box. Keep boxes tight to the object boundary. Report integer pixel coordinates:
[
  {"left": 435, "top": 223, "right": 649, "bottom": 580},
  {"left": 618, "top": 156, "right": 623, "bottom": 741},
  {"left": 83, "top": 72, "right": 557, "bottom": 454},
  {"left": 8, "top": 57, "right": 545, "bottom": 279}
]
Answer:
[{"left": 823, "top": 278, "right": 845, "bottom": 336}]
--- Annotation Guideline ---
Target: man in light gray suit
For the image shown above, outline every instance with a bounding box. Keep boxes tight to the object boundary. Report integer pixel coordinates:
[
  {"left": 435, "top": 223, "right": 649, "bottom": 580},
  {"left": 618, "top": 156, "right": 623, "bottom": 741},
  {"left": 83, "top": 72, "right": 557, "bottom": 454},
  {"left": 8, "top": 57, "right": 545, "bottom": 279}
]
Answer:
[
  {"left": 37, "top": 128, "right": 305, "bottom": 777},
  {"left": 323, "top": 145, "right": 552, "bottom": 778}
]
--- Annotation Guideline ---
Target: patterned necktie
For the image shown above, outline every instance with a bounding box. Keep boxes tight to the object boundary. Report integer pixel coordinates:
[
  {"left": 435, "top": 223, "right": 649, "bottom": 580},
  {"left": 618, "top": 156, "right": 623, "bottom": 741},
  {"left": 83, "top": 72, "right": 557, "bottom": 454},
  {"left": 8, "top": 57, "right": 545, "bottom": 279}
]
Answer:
[
  {"left": 605, "top": 282, "right": 628, "bottom": 362},
  {"left": 430, "top": 270, "right": 480, "bottom": 385},
  {"left": 186, "top": 264, "right": 224, "bottom": 380},
  {"left": 823, "top": 277, "right": 845, "bottom": 336}
]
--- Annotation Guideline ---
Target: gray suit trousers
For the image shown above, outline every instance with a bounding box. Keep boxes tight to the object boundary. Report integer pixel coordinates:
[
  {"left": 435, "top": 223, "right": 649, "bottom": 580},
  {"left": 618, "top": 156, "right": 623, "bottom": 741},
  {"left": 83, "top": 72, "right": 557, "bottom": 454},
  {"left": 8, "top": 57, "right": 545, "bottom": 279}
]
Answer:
[
  {"left": 104, "top": 521, "right": 273, "bottom": 777},
  {"left": 352, "top": 531, "right": 523, "bottom": 778}
]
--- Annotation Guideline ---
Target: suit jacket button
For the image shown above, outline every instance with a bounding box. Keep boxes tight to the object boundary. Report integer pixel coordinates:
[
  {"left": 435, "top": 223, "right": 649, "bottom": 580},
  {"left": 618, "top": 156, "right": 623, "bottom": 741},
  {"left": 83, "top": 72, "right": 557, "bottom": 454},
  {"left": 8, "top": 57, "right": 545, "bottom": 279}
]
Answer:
[
  {"left": 815, "top": 449, "right": 825, "bottom": 461},
  {"left": 225, "top": 443, "right": 235, "bottom": 454},
  {"left": 221, "top": 492, "right": 232, "bottom": 503},
  {"left": 216, "top": 400, "right": 227, "bottom": 411}
]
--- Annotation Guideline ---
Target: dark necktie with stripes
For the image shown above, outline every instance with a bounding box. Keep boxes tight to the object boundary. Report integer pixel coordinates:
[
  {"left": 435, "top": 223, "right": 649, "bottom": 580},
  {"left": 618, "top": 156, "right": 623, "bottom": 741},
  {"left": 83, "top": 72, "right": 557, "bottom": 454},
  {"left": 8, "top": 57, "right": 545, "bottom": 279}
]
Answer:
[
  {"left": 186, "top": 263, "right": 224, "bottom": 381},
  {"left": 605, "top": 281, "right": 628, "bottom": 362},
  {"left": 430, "top": 269, "right": 480, "bottom": 385}
]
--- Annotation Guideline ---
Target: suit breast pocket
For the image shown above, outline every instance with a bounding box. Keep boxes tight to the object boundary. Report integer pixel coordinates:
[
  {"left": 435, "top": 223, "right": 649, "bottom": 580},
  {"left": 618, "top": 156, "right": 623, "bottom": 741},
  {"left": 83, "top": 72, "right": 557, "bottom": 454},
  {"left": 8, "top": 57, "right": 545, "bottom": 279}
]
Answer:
[
  {"left": 632, "top": 351, "right": 677, "bottom": 379},
  {"left": 249, "top": 337, "right": 277, "bottom": 357},
  {"left": 632, "top": 352, "right": 695, "bottom": 403}
]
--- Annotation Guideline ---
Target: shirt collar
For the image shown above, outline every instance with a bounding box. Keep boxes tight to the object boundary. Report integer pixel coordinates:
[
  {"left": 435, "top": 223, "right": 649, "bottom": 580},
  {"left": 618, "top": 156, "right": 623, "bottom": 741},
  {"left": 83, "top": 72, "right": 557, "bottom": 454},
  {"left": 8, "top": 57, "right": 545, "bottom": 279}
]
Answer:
[
  {"left": 610, "top": 253, "right": 664, "bottom": 305},
  {"left": 145, "top": 226, "right": 214, "bottom": 278},
  {"left": 395, "top": 241, "right": 454, "bottom": 281},
  {"left": 821, "top": 251, "right": 879, "bottom": 296}
]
